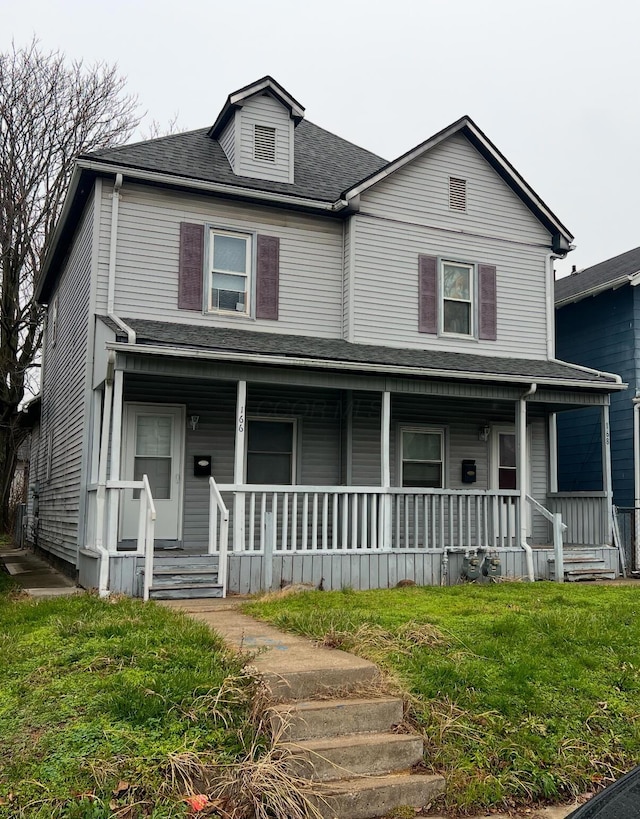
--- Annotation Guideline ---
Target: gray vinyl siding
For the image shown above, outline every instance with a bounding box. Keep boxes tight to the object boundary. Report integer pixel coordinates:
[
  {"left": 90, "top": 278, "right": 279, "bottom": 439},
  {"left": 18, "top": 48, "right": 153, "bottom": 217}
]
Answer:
[
  {"left": 236, "top": 94, "right": 293, "bottom": 183},
  {"left": 36, "top": 197, "right": 94, "bottom": 566},
  {"left": 219, "top": 117, "right": 236, "bottom": 171},
  {"left": 351, "top": 132, "right": 552, "bottom": 357},
  {"left": 351, "top": 214, "right": 550, "bottom": 357},
  {"left": 361, "top": 133, "right": 550, "bottom": 246},
  {"left": 96, "top": 182, "right": 343, "bottom": 337}
]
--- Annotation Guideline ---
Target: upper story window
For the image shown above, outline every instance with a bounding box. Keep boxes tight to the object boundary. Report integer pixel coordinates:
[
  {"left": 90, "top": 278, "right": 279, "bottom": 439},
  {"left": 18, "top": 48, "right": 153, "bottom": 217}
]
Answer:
[
  {"left": 254, "top": 125, "right": 276, "bottom": 162},
  {"left": 442, "top": 261, "right": 473, "bottom": 336},
  {"left": 209, "top": 229, "right": 252, "bottom": 315},
  {"left": 400, "top": 427, "right": 445, "bottom": 488},
  {"left": 449, "top": 176, "right": 467, "bottom": 211}
]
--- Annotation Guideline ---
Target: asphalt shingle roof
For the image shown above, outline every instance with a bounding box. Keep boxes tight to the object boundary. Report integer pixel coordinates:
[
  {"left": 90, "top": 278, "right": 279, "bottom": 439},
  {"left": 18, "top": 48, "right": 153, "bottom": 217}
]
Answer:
[
  {"left": 555, "top": 246, "right": 640, "bottom": 305},
  {"left": 85, "top": 120, "right": 388, "bottom": 203},
  {"left": 104, "top": 318, "right": 619, "bottom": 388}
]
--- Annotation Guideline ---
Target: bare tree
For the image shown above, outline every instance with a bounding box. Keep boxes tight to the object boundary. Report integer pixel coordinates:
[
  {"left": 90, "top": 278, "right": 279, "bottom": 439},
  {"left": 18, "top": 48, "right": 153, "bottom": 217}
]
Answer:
[{"left": 0, "top": 40, "right": 140, "bottom": 532}]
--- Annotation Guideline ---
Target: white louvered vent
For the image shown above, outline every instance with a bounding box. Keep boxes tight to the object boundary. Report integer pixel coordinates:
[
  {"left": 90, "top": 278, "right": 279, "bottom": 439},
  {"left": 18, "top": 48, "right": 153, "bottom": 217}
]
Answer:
[
  {"left": 449, "top": 176, "right": 467, "bottom": 212},
  {"left": 254, "top": 124, "right": 276, "bottom": 162}
]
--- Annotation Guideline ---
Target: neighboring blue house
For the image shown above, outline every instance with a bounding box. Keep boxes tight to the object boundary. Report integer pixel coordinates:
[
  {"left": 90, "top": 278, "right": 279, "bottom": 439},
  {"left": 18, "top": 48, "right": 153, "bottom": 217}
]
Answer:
[{"left": 555, "top": 247, "right": 640, "bottom": 510}]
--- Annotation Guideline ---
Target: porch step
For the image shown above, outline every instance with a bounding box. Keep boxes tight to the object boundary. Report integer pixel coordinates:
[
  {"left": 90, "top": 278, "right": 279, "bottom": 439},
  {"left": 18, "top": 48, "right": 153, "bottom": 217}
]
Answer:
[
  {"left": 139, "top": 553, "right": 223, "bottom": 600},
  {"left": 283, "top": 732, "right": 424, "bottom": 781},
  {"left": 148, "top": 582, "right": 223, "bottom": 600},
  {"left": 548, "top": 553, "right": 616, "bottom": 582}
]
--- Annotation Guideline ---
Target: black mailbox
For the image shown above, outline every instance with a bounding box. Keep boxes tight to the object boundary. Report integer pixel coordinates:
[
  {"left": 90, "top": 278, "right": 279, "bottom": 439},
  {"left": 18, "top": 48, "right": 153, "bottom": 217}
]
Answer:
[
  {"left": 194, "top": 455, "right": 212, "bottom": 477},
  {"left": 461, "top": 459, "right": 476, "bottom": 483}
]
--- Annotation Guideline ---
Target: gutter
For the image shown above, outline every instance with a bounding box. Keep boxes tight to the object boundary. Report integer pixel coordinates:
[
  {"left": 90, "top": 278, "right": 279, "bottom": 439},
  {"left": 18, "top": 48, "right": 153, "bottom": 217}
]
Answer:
[
  {"left": 555, "top": 273, "right": 638, "bottom": 308},
  {"left": 77, "top": 159, "right": 345, "bottom": 213},
  {"left": 549, "top": 357, "right": 623, "bottom": 385},
  {"left": 106, "top": 173, "right": 135, "bottom": 343},
  {"left": 104, "top": 340, "right": 625, "bottom": 391}
]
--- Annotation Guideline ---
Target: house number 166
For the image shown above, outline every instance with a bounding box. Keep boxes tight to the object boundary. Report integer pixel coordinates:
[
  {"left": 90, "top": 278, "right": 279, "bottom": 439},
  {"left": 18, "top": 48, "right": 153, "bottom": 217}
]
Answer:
[{"left": 238, "top": 406, "right": 245, "bottom": 433}]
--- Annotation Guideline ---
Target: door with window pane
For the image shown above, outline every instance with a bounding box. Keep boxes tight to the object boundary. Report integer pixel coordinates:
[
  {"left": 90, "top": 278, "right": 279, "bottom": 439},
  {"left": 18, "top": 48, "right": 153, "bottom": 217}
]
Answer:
[
  {"left": 121, "top": 405, "right": 185, "bottom": 541},
  {"left": 490, "top": 426, "right": 530, "bottom": 544}
]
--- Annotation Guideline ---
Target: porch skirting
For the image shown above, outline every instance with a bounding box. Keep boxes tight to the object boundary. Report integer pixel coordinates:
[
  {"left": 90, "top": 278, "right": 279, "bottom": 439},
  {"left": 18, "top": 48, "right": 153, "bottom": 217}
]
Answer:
[{"left": 226, "top": 546, "right": 619, "bottom": 595}]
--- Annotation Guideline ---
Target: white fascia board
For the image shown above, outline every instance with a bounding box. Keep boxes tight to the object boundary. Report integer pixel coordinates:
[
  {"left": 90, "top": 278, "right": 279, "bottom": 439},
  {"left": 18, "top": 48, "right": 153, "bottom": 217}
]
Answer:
[
  {"left": 77, "top": 159, "right": 339, "bottom": 211},
  {"left": 229, "top": 78, "right": 305, "bottom": 120},
  {"left": 555, "top": 275, "right": 632, "bottom": 307},
  {"left": 343, "top": 118, "right": 573, "bottom": 245},
  {"left": 105, "top": 341, "right": 626, "bottom": 391}
]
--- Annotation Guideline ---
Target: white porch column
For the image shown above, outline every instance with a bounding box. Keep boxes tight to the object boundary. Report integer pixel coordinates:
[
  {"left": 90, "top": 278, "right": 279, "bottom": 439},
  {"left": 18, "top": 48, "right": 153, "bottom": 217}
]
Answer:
[
  {"left": 517, "top": 388, "right": 535, "bottom": 581},
  {"left": 233, "top": 380, "right": 247, "bottom": 552},
  {"left": 549, "top": 412, "right": 558, "bottom": 494},
  {"left": 601, "top": 402, "right": 614, "bottom": 544},
  {"left": 381, "top": 390, "right": 392, "bottom": 549},
  {"left": 106, "top": 369, "right": 124, "bottom": 550}
]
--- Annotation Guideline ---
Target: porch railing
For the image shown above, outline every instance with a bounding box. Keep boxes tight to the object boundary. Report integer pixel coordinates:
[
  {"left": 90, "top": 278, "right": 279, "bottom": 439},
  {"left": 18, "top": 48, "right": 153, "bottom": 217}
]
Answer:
[
  {"left": 527, "top": 494, "right": 567, "bottom": 582},
  {"left": 546, "top": 492, "right": 608, "bottom": 545},
  {"left": 217, "top": 485, "right": 521, "bottom": 552},
  {"left": 208, "top": 476, "right": 230, "bottom": 598}
]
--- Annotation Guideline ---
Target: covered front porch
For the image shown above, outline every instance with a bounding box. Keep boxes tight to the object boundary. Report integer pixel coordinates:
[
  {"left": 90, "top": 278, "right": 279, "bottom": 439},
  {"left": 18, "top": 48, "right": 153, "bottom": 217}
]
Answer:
[{"left": 79, "top": 338, "right": 619, "bottom": 597}]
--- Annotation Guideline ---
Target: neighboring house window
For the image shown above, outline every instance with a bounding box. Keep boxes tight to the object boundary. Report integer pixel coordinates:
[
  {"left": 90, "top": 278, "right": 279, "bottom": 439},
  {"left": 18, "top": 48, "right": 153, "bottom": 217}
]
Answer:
[
  {"left": 209, "top": 229, "right": 252, "bottom": 314},
  {"left": 50, "top": 296, "right": 59, "bottom": 346},
  {"left": 449, "top": 176, "right": 467, "bottom": 211},
  {"left": 418, "top": 254, "right": 497, "bottom": 340},
  {"left": 178, "top": 222, "right": 280, "bottom": 320},
  {"left": 246, "top": 419, "right": 295, "bottom": 485},
  {"left": 400, "top": 427, "right": 445, "bottom": 488},
  {"left": 254, "top": 125, "right": 276, "bottom": 162},
  {"left": 442, "top": 261, "right": 473, "bottom": 336}
]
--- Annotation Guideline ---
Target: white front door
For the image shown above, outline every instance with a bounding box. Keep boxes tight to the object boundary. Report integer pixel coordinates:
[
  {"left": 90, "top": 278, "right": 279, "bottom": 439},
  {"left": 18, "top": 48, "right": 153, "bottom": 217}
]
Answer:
[
  {"left": 120, "top": 404, "right": 185, "bottom": 541},
  {"left": 490, "top": 425, "right": 531, "bottom": 542}
]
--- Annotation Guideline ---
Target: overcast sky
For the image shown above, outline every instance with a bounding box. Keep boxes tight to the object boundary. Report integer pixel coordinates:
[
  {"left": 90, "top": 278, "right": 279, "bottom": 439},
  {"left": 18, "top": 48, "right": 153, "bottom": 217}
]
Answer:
[{"left": 3, "top": 0, "right": 638, "bottom": 277}]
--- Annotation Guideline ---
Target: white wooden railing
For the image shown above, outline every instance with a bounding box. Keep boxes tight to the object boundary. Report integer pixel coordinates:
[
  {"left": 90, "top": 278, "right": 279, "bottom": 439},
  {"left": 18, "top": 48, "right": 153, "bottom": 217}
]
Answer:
[
  {"left": 208, "top": 476, "right": 230, "bottom": 598},
  {"left": 217, "top": 485, "right": 521, "bottom": 552},
  {"left": 527, "top": 494, "right": 567, "bottom": 582}
]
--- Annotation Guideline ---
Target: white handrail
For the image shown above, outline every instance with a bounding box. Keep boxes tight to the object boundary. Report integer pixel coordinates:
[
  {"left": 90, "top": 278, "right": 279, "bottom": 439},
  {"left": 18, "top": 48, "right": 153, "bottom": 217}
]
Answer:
[
  {"left": 526, "top": 494, "right": 566, "bottom": 583},
  {"left": 209, "top": 476, "right": 229, "bottom": 598},
  {"left": 141, "top": 475, "right": 157, "bottom": 602}
]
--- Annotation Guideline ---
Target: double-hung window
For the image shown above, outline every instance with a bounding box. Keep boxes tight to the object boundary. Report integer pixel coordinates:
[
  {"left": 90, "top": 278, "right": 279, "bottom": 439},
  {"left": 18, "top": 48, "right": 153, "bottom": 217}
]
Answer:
[
  {"left": 209, "top": 229, "right": 252, "bottom": 315},
  {"left": 246, "top": 419, "right": 295, "bottom": 485},
  {"left": 442, "top": 261, "right": 473, "bottom": 336},
  {"left": 400, "top": 427, "right": 445, "bottom": 488}
]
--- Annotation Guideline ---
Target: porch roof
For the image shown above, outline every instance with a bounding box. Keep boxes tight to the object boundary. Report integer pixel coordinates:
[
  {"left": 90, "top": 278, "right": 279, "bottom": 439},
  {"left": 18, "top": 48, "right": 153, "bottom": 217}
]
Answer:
[{"left": 103, "top": 318, "right": 624, "bottom": 391}]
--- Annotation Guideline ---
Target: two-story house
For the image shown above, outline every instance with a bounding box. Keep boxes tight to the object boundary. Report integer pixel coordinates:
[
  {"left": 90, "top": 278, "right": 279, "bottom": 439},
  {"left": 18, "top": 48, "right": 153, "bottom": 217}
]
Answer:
[{"left": 28, "top": 76, "right": 624, "bottom": 598}]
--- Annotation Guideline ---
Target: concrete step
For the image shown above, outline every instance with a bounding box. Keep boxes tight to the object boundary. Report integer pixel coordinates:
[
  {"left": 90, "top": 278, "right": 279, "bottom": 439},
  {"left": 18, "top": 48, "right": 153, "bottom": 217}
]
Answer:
[
  {"left": 264, "top": 661, "right": 381, "bottom": 702},
  {"left": 270, "top": 696, "right": 404, "bottom": 741},
  {"left": 313, "top": 771, "right": 445, "bottom": 819},
  {"left": 284, "top": 732, "right": 423, "bottom": 781},
  {"left": 148, "top": 583, "right": 224, "bottom": 600}
]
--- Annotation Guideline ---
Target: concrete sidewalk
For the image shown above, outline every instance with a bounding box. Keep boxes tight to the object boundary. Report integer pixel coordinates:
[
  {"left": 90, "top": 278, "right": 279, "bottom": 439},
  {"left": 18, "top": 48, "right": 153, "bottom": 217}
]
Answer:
[{"left": 0, "top": 545, "right": 79, "bottom": 597}]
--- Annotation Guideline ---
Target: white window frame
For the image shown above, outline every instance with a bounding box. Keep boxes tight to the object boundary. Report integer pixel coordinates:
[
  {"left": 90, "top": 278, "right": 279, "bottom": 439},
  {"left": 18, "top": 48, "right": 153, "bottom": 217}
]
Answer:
[
  {"left": 245, "top": 416, "right": 298, "bottom": 486},
  {"left": 207, "top": 228, "right": 253, "bottom": 316},
  {"left": 398, "top": 425, "right": 447, "bottom": 489},
  {"left": 440, "top": 259, "right": 475, "bottom": 338}
]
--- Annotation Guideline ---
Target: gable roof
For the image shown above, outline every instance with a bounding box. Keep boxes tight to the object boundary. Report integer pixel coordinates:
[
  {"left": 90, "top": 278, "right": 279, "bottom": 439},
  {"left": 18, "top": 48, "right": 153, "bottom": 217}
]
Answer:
[
  {"left": 555, "top": 246, "right": 640, "bottom": 307},
  {"left": 100, "top": 317, "right": 623, "bottom": 391},
  {"left": 343, "top": 115, "right": 573, "bottom": 254},
  {"left": 209, "top": 75, "right": 305, "bottom": 138}
]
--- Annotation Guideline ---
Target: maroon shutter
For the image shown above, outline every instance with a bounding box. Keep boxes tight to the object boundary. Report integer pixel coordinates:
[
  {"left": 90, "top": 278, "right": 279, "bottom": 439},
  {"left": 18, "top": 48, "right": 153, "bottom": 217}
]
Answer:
[
  {"left": 478, "top": 263, "right": 497, "bottom": 340},
  {"left": 256, "top": 235, "right": 280, "bottom": 320},
  {"left": 178, "top": 223, "right": 204, "bottom": 311},
  {"left": 418, "top": 255, "right": 438, "bottom": 334}
]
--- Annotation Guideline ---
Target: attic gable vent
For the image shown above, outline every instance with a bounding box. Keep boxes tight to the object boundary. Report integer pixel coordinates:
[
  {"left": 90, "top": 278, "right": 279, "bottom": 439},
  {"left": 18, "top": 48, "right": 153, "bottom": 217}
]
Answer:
[
  {"left": 449, "top": 176, "right": 467, "bottom": 212},
  {"left": 254, "top": 124, "right": 276, "bottom": 162}
]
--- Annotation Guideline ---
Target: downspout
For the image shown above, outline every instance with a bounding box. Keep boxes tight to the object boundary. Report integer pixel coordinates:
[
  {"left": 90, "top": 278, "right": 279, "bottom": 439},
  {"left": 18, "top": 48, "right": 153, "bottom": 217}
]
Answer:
[
  {"left": 94, "top": 351, "right": 115, "bottom": 596},
  {"left": 107, "top": 173, "right": 136, "bottom": 343},
  {"left": 633, "top": 397, "right": 640, "bottom": 570},
  {"left": 519, "top": 383, "right": 537, "bottom": 581}
]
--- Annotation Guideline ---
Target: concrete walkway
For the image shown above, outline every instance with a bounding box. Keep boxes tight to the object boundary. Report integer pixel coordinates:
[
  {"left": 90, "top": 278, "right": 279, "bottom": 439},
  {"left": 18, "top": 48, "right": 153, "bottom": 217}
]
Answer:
[{"left": 0, "top": 545, "right": 79, "bottom": 597}]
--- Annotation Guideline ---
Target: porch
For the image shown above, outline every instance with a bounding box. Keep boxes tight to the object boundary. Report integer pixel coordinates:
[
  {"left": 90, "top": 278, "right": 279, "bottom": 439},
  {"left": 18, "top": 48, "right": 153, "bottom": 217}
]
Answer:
[{"left": 80, "top": 347, "right": 618, "bottom": 597}]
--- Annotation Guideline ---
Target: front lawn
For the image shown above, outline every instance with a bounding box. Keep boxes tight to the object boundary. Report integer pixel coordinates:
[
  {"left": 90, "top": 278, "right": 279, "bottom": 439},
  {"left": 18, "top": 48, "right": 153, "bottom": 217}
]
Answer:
[
  {"left": 246, "top": 583, "right": 640, "bottom": 813},
  {"left": 0, "top": 586, "right": 258, "bottom": 818}
]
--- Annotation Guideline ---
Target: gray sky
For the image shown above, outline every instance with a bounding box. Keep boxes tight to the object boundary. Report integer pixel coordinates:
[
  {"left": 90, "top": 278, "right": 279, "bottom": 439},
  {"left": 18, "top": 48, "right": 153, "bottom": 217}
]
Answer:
[{"left": 4, "top": 0, "right": 638, "bottom": 277}]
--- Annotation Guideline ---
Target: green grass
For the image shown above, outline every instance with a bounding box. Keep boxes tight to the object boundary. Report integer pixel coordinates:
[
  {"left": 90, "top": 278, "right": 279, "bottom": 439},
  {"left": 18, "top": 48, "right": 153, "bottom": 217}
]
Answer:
[
  {"left": 246, "top": 583, "right": 640, "bottom": 813},
  {"left": 0, "top": 587, "right": 258, "bottom": 818}
]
